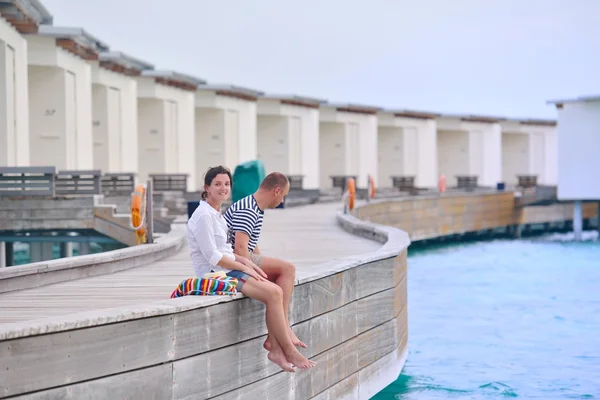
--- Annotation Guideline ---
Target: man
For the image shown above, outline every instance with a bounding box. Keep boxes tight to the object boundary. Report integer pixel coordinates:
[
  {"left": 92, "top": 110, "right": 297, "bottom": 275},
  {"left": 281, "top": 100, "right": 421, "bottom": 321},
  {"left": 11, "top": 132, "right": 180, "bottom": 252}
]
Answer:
[{"left": 224, "top": 172, "right": 306, "bottom": 350}]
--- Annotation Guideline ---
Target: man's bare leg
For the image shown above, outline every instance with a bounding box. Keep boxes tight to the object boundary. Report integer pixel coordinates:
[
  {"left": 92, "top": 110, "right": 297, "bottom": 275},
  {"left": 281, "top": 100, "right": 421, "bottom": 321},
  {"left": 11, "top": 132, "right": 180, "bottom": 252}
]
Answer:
[
  {"left": 241, "top": 277, "right": 315, "bottom": 370},
  {"left": 259, "top": 256, "right": 307, "bottom": 350}
]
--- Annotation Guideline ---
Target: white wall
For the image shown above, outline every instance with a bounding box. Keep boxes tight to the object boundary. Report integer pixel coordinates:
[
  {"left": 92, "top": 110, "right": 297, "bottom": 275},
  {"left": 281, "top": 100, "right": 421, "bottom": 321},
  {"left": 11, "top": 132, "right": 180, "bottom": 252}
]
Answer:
[
  {"left": 529, "top": 132, "right": 546, "bottom": 185},
  {"left": 319, "top": 121, "right": 345, "bottom": 188},
  {"left": 417, "top": 119, "right": 438, "bottom": 188},
  {"left": 320, "top": 108, "right": 378, "bottom": 188},
  {"left": 195, "top": 91, "right": 257, "bottom": 183},
  {"left": 437, "top": 120, "right": 502, "bottom": 187},
  {"left": 377, "top": 114, "right": 438, "bottom": 188},
  {"left": 478, "top": 123, "right": 502, "bottom": 187},
  {"left": 437, "top": 130, "right": 468, "bottom": 186},
  {"left": 0, "top": 17, "right": 29, "bottom": 166},
  {"left": 556, "top": 101, "right": 600, "bottom": 199},
  {"left": 502, "top": 133, "right": 529, "bottom": 185},
  {"left": 195, "top": 108, "right": 224, "bottom": 188},
  {"left": 257, "top": 115, "right": 288, "bottom": 174},
  {"left": 138, "top": 77, "right": 196, "bottom": 190},
  {"left": 257, "top": 99, "right": 320, "bottom": 189},
  {"left": 544, "top": 128, "right": 557, "bottom": 186},
  {"left": 377, "top": 127, "right": 403, "bottom": 187},
  {"left": 27, "top": 36, "right": 93, "bottom": 170},
  {"left": 92, "top": 84, "right": 109, "bottom": 171},
  {"left": 137, "top": 98, "right": 164, "bottom": 181},
  {"left": 91, "top": 64, "right": 138, "bottom": 173}
]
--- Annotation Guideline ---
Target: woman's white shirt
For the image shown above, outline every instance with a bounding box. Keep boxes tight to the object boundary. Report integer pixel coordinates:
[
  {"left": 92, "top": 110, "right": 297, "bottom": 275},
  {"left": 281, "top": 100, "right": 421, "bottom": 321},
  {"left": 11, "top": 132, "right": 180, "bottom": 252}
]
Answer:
[{"left": 186, "top": 200, "right": 235, "bottom": 277}]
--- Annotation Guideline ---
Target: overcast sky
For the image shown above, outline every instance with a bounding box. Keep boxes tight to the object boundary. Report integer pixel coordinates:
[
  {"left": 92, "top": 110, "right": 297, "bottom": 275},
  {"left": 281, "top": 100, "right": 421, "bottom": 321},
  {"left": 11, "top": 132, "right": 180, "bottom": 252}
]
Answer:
[{"left": 41, "top": 0, "right": 599, "bottom": 119}]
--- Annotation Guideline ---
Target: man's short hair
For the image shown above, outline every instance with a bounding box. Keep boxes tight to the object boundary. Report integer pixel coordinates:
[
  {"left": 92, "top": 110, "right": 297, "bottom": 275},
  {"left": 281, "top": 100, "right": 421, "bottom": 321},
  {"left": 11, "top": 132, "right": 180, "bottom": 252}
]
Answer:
[{"left": 260, "top": 172, "right": 289, "bottom": 190}]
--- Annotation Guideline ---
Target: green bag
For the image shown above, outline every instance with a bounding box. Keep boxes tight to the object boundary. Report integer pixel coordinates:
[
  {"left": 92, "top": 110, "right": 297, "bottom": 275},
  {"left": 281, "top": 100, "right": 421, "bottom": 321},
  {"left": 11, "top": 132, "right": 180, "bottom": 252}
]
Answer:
[{"left": 231, "top": 160, "right": 265, "bottom": 202}]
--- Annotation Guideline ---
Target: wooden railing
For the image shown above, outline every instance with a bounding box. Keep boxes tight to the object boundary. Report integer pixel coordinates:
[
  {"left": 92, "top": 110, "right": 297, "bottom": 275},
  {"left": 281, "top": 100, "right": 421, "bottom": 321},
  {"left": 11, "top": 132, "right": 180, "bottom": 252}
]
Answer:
[
  {"left": 101, "top": 173, "right": 136, "bottom": 196},
  {"left": 517, "top": 175, "right": 538, "bottom": 188},
  {"left": 330, "top": 175, "right": 357, "bottom": 191},
  {"left": 391, "top": 176, "right": 415, "bottom": 191},
  {"left": 0, "top": 166, "right": 56, "bottom": 197},
  {"left": 55, "top": 170, "right": 102, "bottom": 196},
  {"left": 287, "top": 174, "right": 304, "bottom": 190},
  {"left": 150, "top": 174, "right": 188, "bottom": 193},
  {"left": 456, "top": 175, "right": 478, "bottom": 190}
]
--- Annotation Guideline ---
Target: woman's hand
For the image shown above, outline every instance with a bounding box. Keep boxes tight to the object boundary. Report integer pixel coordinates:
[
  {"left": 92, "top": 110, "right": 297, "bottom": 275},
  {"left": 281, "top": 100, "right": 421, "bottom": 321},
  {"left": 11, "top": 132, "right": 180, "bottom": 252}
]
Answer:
[
  {"left": 249, "top": 263, "right": 268, "bottom": 279},
  {"left": 242, "top": 265, "right": 267, "bottom": 281}
]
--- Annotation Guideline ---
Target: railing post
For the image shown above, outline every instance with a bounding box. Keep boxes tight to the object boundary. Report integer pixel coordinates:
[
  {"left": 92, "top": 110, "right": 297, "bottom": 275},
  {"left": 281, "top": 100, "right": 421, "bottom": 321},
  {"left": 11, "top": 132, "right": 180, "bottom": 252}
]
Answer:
[
  {"left": 573, "top": 200, "right": 583, "bottom": 241},
  {"left": 0, "top": 242, "right": 5, "bottom": 268},
  {"left": 146, "top": 179, "right": 154, "bottom": 244}
]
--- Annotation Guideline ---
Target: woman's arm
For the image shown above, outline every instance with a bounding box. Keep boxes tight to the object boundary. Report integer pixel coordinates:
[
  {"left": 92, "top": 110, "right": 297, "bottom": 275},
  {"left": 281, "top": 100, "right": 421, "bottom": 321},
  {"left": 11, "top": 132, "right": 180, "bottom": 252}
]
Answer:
[{"left": 191, "top": 215, "right": 265, "bottom": 280}]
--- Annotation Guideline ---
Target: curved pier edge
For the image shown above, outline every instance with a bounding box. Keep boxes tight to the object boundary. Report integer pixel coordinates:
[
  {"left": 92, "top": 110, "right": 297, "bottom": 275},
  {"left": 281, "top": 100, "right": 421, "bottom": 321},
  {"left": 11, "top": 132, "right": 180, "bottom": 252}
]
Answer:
[
  {"left": 0, "top": 208, "right": 410, "bottom": 399},
  {"left": 0, "top": 226, "right": 187, "bottom": 295}
]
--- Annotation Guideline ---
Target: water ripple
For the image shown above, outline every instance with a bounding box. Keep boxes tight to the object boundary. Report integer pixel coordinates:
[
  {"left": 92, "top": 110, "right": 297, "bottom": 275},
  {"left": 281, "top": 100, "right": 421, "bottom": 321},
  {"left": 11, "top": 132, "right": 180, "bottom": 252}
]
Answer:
[{"left": 373, "top": 236, "right": 600, "bottom": 399}]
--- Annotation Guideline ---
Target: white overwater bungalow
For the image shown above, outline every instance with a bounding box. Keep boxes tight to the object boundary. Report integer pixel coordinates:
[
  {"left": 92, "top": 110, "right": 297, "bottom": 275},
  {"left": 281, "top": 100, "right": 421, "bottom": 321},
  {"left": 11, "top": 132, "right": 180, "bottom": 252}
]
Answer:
[
  {"left": 0, "top": 0, "right": 52, "bottom": 167},
  {"left": 436, "top": 114, "right": 503, "bottom": 188},
  {"left": 377, "top": 109, "right": 440, "bottom": 189},
  {"left": 546, "top": 95, "right": 600, "bottom": 239},
  {"left": 257, "top": 94, "right": 323, "bottom": 190},
  {"left": 194, "top": 83, "right": 260, "bottom": 189},
  {"left": 137, "top": 69, "right": 205, "bottom": 191},
  {"left": 91, "top": 51, "right": 153, "bottom": 174},
  {"left": 319, "top": 102, "right": 380, "bottom": 190},
  {"left": 500, "top": 118, "right": 557, "bottom": 187},
  {"left": 25, "top": 25, "right": 104, "bottom": 170}
]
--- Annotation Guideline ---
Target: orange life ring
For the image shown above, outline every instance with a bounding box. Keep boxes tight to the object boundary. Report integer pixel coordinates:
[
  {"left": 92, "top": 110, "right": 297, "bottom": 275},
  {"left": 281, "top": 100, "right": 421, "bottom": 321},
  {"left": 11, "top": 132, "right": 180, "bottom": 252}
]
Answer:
[
  {"left": 131, "top": 184, "right": 147, "bottom": 244},
  {"left": 347, "top": 177, "right": 356, "bottom": 211},
  {"left": 438, "top": 174, "right": 446, "bottom": 193},
  {"left": 368, "top": 175, "right": 376, "bottom": 199}
]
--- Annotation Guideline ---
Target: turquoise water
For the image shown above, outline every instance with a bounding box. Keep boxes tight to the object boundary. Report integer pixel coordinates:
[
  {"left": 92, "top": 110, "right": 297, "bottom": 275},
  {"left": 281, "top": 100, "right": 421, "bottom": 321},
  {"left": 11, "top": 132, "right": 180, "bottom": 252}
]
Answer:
[{"left": 374, "top": 231, "right": 600, "bottom": 399}]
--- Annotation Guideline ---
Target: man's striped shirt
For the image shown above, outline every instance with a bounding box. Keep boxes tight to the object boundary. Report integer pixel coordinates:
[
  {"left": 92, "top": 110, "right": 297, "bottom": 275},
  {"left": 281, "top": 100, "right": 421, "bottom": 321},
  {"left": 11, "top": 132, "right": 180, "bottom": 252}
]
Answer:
[{"left": 224, "top": 194, "right": 264, "bottom": 253}]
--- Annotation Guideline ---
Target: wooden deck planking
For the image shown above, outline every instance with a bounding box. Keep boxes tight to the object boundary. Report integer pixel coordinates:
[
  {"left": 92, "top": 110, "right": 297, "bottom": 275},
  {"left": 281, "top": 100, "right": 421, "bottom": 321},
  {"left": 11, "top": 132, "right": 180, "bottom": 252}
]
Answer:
[{"left": 0, "top": 203, "right": 381, "bottom": 324}]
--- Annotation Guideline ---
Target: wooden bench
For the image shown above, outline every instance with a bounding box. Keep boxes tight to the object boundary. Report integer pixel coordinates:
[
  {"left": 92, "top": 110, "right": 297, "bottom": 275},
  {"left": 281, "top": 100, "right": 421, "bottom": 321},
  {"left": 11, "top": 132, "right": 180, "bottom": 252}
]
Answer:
[
  {"left": 101, "top": 173, "right": 136, "bottom": 196},
  {"left": 150, "top": 174, "right": 188, "bottom": 193},
  {"left": 517, "top": 175, "right": 538, "bottom": 188},
  {"left": 0, "top": 166, "right": 56, "bottom": 197},
  {"left": 287, "top": 175, "right": 304, "bottom": 190},
  {"left": 55, "top": 170, "right": 102, "bottom": 196},
  {"left": 391, "top": 176, "right": 415, "bottom": 191},
  {"left": 456, "top": 175, "right": 478, "bottom": 190},
  {"left": 330, "top": 175, "right": 357, "bottom": 192}
]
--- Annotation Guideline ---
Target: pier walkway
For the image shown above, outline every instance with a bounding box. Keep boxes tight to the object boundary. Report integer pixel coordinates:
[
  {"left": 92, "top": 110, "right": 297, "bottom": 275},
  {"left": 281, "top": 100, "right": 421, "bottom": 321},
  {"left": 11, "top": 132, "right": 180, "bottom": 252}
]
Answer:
[{"left": 0, "top": 202, "right": 380, "bottom": 325}]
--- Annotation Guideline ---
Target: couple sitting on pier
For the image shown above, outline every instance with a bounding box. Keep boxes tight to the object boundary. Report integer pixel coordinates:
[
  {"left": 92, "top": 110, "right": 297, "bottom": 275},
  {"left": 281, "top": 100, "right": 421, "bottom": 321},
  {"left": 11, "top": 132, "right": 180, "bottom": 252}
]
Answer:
[{"left": 186, "top": 165, "right": 315, "bottom": 372}]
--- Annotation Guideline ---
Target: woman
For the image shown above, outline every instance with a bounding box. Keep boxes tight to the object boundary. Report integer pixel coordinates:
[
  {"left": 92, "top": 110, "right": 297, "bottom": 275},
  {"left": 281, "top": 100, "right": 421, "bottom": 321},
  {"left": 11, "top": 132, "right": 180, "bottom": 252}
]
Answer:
[{"left": 186, "top": 165, "right": 315, "bottom": 372}]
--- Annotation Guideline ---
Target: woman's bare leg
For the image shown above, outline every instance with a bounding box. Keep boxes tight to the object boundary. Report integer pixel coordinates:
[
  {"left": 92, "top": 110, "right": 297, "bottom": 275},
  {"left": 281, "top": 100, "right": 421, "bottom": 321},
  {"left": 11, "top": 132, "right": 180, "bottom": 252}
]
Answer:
[{"left": 242, "top": 278, "right": 315, "bottom": 369}]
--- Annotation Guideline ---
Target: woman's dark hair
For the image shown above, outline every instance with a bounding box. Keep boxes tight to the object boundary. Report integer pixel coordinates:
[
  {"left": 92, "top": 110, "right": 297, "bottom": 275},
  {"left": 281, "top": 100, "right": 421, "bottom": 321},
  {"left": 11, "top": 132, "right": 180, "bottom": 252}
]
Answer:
[{"left": 201, "top": 165, "right": 233, "bottom": 200}]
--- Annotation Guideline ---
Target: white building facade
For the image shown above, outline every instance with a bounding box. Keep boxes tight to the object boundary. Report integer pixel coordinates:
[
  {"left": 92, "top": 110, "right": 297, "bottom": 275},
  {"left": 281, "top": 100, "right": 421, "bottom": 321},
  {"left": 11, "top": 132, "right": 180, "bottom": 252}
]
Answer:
[
  {"left": 137, "top": 70, "right": 203, "bottom": 191},
  {"left": 90, "top": 51, "right": 153, "bottom": 173},
  {"left": 0, "top": 1, "right": 52, "bottom": 167},
  {"left": 377, "top": 110, "right": 439, "bottom": 189},
  {"left": 436, "top": 115, "right": 503, "bottom": 188},
  {"left": 257, "top": 94, "right": 322, "bottom": 190},
  {"left": 195, "top": 84, "right": 259, "bottom": 188}
]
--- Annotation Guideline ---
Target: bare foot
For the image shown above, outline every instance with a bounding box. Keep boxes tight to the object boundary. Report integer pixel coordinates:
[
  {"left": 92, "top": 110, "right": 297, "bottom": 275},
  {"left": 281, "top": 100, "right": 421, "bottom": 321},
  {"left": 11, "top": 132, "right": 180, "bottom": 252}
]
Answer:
[
  {"left": 267, "top": 350, "right": 295, "bottom": 372},
  {"left": 264, "top": 330, "right": 307, "bottom": 351},
  {"left": 290, "top": 330, "right": 307, "bottom": 348},
  {"left": 285, "top": 348, "right": 316, "bottom": 369}
]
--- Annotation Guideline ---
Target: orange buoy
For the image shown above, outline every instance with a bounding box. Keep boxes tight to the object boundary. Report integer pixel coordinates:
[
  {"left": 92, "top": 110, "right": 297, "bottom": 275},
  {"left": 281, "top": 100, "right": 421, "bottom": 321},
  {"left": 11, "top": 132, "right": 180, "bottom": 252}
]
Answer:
[
  {"left": 439, "top": 174, "right": 446, "bottom": 193},
  {"left": 347, "top": 177, "right": 356, "bottom": 211},
  {"left": 131, "top": 184, "right": 147, "bottom": 244},
  {"left": 368, "top": 175, "right": 376, "bottom": 199}
]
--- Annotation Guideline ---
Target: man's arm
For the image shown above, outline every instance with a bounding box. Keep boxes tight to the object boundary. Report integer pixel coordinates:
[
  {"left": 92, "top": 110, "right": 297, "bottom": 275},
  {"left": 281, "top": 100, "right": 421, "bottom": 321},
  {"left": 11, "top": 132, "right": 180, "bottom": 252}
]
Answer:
[{"left": 234, "top": 231, "right": 252, "bottom": 259}]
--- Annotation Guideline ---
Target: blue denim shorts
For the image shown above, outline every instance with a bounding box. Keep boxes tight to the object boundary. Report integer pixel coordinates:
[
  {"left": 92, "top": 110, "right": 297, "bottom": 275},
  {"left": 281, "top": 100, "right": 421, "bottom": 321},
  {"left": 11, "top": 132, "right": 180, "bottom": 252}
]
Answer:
[{"left": 226, "top": 270, "right": 251, "bottom": 291}]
